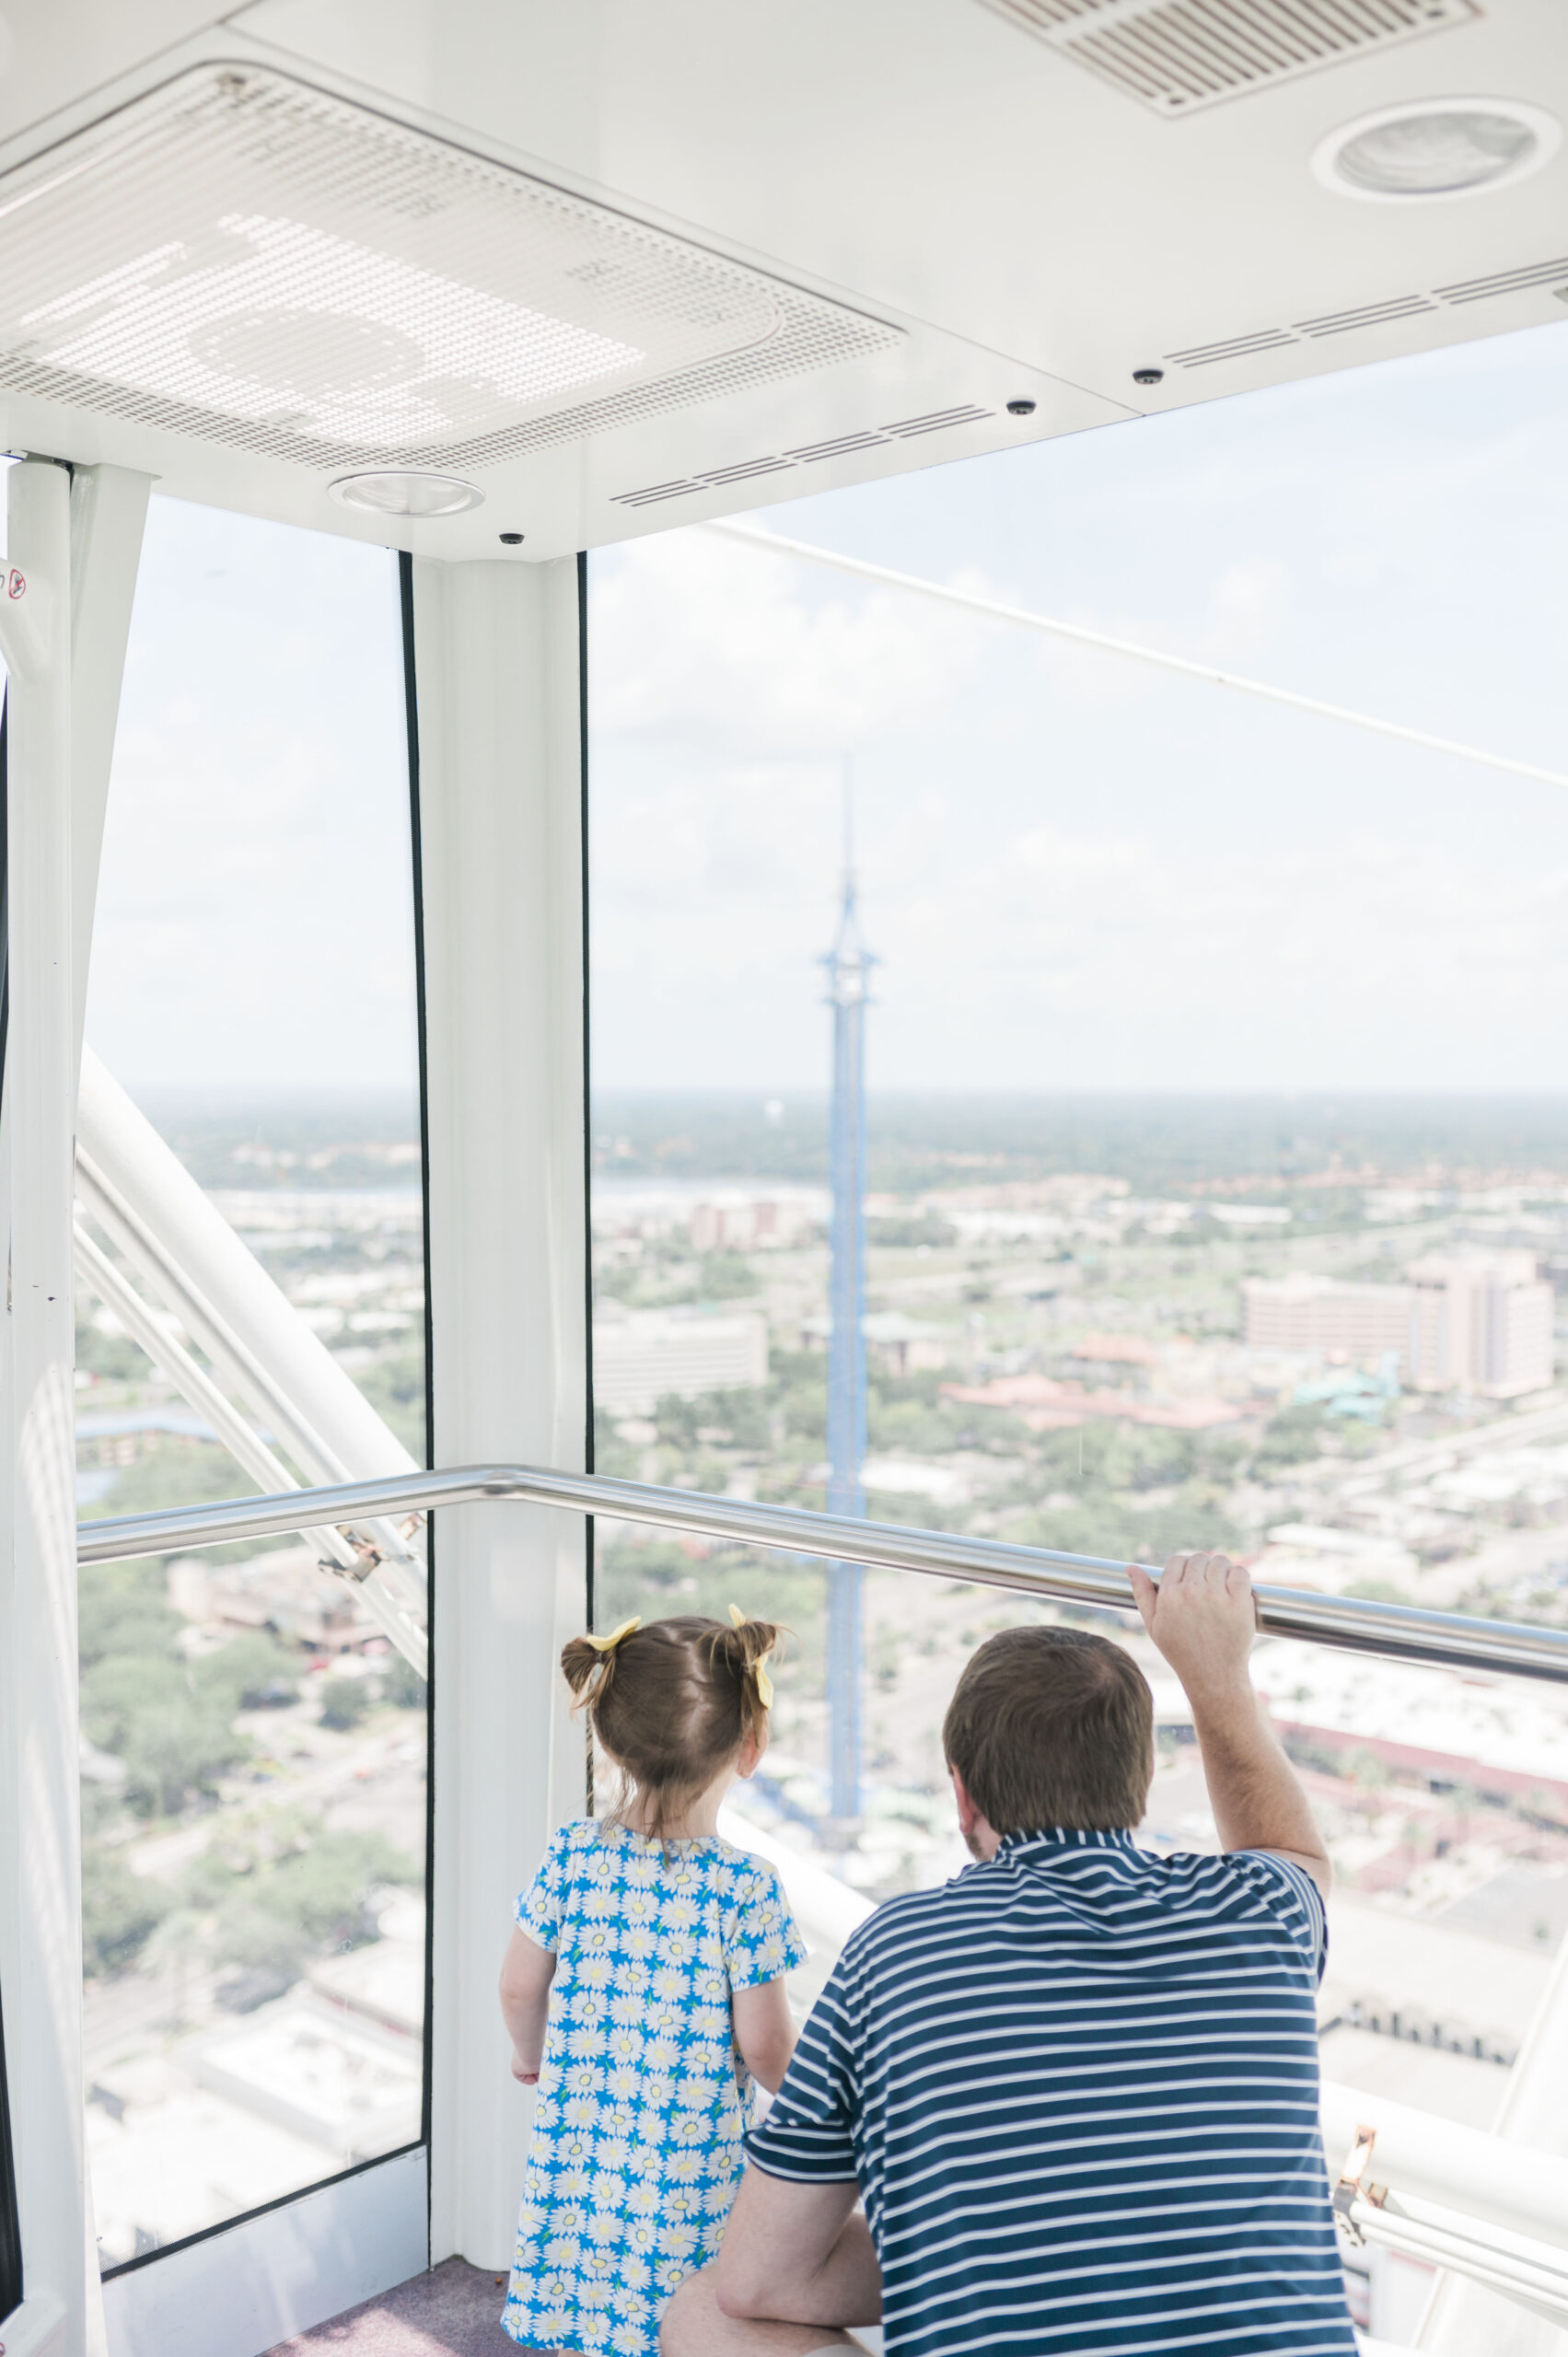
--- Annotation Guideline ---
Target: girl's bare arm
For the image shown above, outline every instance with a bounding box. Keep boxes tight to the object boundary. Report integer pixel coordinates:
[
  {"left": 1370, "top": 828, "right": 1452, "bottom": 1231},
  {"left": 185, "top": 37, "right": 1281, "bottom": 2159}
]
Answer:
[
  {"left": 499, "top": 1928, "right": 557, "bottom": 2083},
  {"left": 733, "top": 1974, "right": 796, "bottom": 2093}
]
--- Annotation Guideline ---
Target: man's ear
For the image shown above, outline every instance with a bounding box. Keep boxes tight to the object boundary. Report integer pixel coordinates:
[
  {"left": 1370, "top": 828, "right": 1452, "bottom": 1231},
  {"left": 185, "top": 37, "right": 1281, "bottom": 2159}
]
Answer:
[{"left": 951, "top": 1763, "right": 1003, "bottom": 1860}]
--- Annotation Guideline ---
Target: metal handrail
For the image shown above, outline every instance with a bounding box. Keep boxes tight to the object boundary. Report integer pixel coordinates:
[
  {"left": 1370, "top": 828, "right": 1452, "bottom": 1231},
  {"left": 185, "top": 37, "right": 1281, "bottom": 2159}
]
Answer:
[{"left": 76, "top": 1460, "right": 1568, "bottom": 1684}]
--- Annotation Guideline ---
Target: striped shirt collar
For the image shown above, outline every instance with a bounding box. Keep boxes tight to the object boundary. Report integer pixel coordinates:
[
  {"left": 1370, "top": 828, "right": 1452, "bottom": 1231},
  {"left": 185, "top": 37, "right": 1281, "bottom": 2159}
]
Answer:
[{"left": 998, "top": 1826, "right": 1139, "bottom": 1860}]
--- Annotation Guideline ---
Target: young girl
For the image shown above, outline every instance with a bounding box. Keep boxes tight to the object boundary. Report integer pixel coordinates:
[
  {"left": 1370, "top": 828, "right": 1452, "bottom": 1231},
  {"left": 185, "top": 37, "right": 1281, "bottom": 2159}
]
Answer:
[{"left": 498, "top": 1608, "right": 806, "bottom": 2357}]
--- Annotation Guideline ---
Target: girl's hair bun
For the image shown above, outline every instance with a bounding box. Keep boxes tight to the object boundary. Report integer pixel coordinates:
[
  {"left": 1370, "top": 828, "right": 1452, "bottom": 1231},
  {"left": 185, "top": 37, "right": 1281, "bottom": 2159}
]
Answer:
[
  {"left": 561, "top": 1632, "right": 608, "bottom": 1702},
  {"left": 715, "top": 1608, "right": 782, "bottom": 1714}
]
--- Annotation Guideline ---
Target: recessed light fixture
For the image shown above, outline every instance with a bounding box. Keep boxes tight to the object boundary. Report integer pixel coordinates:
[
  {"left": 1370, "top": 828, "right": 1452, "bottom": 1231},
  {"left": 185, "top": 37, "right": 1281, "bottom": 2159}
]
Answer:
[
  {"left": 330, "top": 470, "right": 483, "bottom": 517},
  {"left": 0, "top": 64, "right": 900, "bottom": 474},
  {"left": 1314, "top": 99, "right": 1560, "bottom": 203}
]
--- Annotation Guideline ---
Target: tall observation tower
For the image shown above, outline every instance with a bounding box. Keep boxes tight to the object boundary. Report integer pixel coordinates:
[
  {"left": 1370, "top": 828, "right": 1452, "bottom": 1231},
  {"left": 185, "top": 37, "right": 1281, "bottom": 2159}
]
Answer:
[{"left": 822, "top": 827, "right": 875, "bottom": 1825}]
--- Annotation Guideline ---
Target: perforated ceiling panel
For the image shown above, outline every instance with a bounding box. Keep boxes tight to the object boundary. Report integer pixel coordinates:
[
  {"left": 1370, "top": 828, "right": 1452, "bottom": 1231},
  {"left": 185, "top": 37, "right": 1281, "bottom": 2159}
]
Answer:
[
  {"left": 0, "top": 65, "right": 900, "bottom": 470},
  {"left": 976, "top": 0, "right": 1479, "bottom": 115}
]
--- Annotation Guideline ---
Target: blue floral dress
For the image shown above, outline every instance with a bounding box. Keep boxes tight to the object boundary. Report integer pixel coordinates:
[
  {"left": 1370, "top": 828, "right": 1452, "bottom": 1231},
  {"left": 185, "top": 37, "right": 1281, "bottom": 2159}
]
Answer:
[{"left": 502, "top": 1817, "right": 807, "bottom": 2357}]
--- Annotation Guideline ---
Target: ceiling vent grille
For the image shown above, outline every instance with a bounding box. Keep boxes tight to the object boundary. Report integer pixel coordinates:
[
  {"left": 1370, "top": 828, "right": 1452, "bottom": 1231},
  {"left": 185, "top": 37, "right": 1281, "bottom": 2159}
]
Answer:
[
  {"left": 1436, "top": 254, "right": 1568, "bottom": 304},
  {"left": 1165, "top": 248, "right": 1568, "bottom": 367},
  {"left": 610, "top": 405, "right": 995, "bottom": 508},
  {"left": 0, "top": 64, "right": 900, "bottom": 471},
  {"left": 975, "top": 0, "right": 1479, "bottom": 115}
]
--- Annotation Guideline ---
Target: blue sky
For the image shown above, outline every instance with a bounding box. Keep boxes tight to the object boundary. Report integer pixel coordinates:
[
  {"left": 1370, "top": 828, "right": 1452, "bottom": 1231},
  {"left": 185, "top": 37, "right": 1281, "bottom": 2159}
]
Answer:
[{"left": 81, "top": 311, "right": 1568, "bottom": 1095}]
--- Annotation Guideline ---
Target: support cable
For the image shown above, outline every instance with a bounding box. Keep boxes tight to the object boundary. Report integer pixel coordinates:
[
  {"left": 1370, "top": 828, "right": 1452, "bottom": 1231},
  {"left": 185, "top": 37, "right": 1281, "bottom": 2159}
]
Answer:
[{"left": 704, "top": 522, "right": 1568, "bottom": 795}]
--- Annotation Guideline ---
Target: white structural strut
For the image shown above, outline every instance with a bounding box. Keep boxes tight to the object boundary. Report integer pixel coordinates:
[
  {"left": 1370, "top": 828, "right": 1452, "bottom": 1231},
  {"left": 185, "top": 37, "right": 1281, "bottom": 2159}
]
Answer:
[
  {"left": 71, "top": 1193, "right": 427, "bottom": 1672},
  {"left": 1341, "top": 2192, "right": 1568, "bottom": 2328},
  {"left": 1417, "top": 1929, "right": 1568, "bottom": 2351},
  {"left": 0, "top": 557, "right": 49, "bottom": 681},
  {"left": 706, "top": 522, "right": 1568, "bottom": 795},
  {"left": 75, "top": 1049, "right": 415, "bottom": 1488},
  {"left": 411, "top": 551, "right": 589, "bottom": 2273},
  {"left": 65, "top": 467, "right": 149, "bottom": 1076},
  {"left": 0, "top": 459, "right": 106, "bottom": 2357},
  {"left": 1319, "top": 2083, "right": 1568, "bottom": 2253},
  {"left": 0, "top": 2292, "right": 68, "bottom": 2357},
  {"left": 71, "top": 1219, "right": 366, "bottom": 1583},
  {"left": 75, "top": 1048, "right": 427, "bottom": 1671}
]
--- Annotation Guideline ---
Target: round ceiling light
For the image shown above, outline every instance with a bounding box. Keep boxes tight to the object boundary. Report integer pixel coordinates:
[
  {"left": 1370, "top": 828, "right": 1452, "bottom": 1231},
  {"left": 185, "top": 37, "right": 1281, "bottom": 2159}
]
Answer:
[
  {"left": 329, "top": 470, "right": 484, "bottom": 517},
  {"left": 1313, "top": 99, "right": 1560, "bottom": 203}
]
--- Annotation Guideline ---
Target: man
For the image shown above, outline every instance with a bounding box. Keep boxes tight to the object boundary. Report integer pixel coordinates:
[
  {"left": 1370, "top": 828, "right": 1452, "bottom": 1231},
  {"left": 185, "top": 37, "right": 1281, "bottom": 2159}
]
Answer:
[{"left": 663, "top": 1550, "right": 1355, "bottom": 2357}]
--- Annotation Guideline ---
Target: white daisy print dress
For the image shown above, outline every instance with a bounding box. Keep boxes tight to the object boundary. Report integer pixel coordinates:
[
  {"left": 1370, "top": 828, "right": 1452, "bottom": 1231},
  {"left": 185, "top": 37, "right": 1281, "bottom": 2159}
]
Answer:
[{"left": 502, "top": 1817, "right": 806, "bottom": 2357}]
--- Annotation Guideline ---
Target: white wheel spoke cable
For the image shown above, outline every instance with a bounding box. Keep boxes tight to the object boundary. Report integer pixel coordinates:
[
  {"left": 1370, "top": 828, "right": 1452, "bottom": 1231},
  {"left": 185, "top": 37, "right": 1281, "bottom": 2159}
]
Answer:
[{"left": 704, "top": 520, "right": 1568, "bottom": 795}]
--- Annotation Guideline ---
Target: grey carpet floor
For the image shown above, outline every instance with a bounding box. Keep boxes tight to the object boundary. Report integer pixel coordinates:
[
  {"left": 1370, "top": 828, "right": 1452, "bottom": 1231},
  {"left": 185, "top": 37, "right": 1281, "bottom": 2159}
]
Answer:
[
  {"left": 262, "top": 2257, "right": 542, "bottom": 2355},
  {"left": 262, "top": 2260, "right": 884, "bottom": 2356}
]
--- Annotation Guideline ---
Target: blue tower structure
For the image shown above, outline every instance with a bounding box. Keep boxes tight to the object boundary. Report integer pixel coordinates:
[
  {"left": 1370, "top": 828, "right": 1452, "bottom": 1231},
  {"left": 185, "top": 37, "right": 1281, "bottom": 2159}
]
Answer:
[{"left": 822, "top": 848, "right": 874, "bottom": 1825}]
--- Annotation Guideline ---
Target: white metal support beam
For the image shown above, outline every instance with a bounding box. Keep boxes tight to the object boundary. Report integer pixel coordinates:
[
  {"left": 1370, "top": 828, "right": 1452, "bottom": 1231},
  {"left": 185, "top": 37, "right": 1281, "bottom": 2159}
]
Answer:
[
  {"left": 1417, "top": 1932, "right": 1568, "bottom": 2353},
  {"left": 75, "top": 1049, "right": 429, "bottom": 1669},
  {"left": 0, "top": 457, "right": 104, "bottom": 2357},
  {"left": 411, "top": 552, "right": 589, "bottom": 2268},
  {"left": 66, "top": 465, "right": 150, "bottom": 1076}
]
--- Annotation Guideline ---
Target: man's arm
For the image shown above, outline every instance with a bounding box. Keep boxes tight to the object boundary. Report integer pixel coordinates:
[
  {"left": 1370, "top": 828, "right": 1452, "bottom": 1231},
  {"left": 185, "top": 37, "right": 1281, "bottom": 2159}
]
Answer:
[
  {"left": 1128, "top": 1550, "right": 1331, "bottom": 1899},
  {"left": 714, "top": 2166, "right": 881, "bottom": 2328}
]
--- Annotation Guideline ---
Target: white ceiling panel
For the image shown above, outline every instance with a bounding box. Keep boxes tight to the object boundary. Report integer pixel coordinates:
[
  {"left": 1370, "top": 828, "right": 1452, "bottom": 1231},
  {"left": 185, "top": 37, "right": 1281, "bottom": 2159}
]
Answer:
[{"left": 0, "top": 0, "right": 1560, "bottom": 552}]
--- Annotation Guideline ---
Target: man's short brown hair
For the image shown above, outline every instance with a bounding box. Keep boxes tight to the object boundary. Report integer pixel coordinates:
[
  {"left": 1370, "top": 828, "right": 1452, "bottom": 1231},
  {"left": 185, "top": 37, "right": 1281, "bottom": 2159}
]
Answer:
[{"left": 942, "top": 1625, "right": 1154, "bottom": 1834}]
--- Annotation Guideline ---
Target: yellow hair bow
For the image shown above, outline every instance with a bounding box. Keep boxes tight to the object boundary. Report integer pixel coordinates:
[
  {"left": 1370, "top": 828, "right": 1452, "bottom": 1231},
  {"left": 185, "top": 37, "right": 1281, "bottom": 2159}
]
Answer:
[
  {"left": 729, "top": 1602, "right": 774, "bottom": 1710},
  {"left": 586, "top": 1615, "right": 640, "bottom": 1653}
]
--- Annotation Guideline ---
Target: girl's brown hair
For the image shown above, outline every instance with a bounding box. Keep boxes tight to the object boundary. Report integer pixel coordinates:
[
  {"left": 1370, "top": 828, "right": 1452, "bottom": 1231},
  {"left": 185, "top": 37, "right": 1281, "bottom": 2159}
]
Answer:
[{"left": 561, "top": 1612, "right": 781, "bottom": 1844}]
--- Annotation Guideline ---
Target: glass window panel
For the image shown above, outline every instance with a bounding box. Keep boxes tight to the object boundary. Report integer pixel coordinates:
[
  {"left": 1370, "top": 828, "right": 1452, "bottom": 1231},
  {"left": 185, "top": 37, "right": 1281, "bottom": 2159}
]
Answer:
[
  {"left": 587, "top": 327, "right": 1568, "bottom": 2319},
  {"left": 76, "top": 499, "right": 427, "bottom": 2268}
]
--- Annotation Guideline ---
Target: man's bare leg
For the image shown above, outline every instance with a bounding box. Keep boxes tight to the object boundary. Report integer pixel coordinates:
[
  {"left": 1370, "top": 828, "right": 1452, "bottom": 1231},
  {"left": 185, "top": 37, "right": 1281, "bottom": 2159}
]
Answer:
[{"left": 660, "top": 2266, "right": 860, "bottom": 2357}]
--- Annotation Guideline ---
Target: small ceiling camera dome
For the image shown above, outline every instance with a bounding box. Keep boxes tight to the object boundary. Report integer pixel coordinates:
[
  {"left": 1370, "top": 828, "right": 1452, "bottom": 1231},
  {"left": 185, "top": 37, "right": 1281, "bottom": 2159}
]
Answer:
[
  {"left": 1005, "top": 397, "right": 1037, "bottom": 416},
  {"left": 499, "top": 531, "right": 525, "bottom": 545},
  {"left": 1132, "top": 367, "right": 1164, "bottom": 386}
]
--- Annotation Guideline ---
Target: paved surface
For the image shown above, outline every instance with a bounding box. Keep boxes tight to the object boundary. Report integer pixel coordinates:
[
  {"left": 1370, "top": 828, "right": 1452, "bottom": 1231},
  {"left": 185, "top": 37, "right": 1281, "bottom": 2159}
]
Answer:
[{"left": 263, "top": 2258, "right": 535, "bottom": 2355}]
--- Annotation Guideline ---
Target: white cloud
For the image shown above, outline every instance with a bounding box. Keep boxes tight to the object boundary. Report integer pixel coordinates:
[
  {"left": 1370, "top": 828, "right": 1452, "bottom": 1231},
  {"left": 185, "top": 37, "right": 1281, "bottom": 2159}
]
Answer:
[
  {"left": 591, "top": 528, "right": 993, "bottom": 751},
  {"left": 593, "top": 801, "right": 1568, "bottom": 1091},
  {"left": 85, "top": 503, "right": 417, "bottom": 1092}
]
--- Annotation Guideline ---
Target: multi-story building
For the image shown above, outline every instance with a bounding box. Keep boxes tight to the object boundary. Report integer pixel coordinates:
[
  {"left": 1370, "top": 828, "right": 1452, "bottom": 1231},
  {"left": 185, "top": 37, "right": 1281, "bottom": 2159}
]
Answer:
[
  {"left": 592, "top": 1307, "right": 769, "bottom": 1413},
  {"left": 687, "top": 1195, "right": 816, "bottom": 1253},
  {"left": 1241, "top": 1273, "right": 1413, "bottom": 1365},
  {"left": 1243, "top": 1256, "right": 1555, "bottom": 1399},
  {"left": 1407, "top": 1252, "right": 1555, "bottom": 1399}
]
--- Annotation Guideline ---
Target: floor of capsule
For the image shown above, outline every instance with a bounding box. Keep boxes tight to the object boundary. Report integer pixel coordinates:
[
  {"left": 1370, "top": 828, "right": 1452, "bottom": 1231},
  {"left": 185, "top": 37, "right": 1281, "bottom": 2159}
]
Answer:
[
  {"left": 262, "top": 2257, "right": 528, "bottom": 2355},
  {"left": 261, "top": 2259, "right": 887, "bottom": 2356}
]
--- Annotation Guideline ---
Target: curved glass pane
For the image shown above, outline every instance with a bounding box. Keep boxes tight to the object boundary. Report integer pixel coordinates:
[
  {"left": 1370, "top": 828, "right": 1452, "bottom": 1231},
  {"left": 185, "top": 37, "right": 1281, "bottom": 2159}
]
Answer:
[
  {"left": 77, "top": 500, "right": 427, "bottom": 2268},
  {"left": 588, "top": 324, "right": 1568, "bottom": 2346}
]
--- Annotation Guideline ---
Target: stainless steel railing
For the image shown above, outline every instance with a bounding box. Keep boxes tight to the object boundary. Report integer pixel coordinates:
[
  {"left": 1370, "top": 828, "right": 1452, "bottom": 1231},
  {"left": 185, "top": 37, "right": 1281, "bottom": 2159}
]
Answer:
[{"left": 75, "top": 1460, "right": 1568, "bottom": 1684}]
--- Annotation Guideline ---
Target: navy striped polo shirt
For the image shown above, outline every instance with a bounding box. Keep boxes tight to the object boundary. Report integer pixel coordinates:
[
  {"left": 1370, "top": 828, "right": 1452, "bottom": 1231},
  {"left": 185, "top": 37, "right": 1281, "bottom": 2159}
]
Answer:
[{"left": 746, "top": 1829, "right": 1356, "bottom": 2357}]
